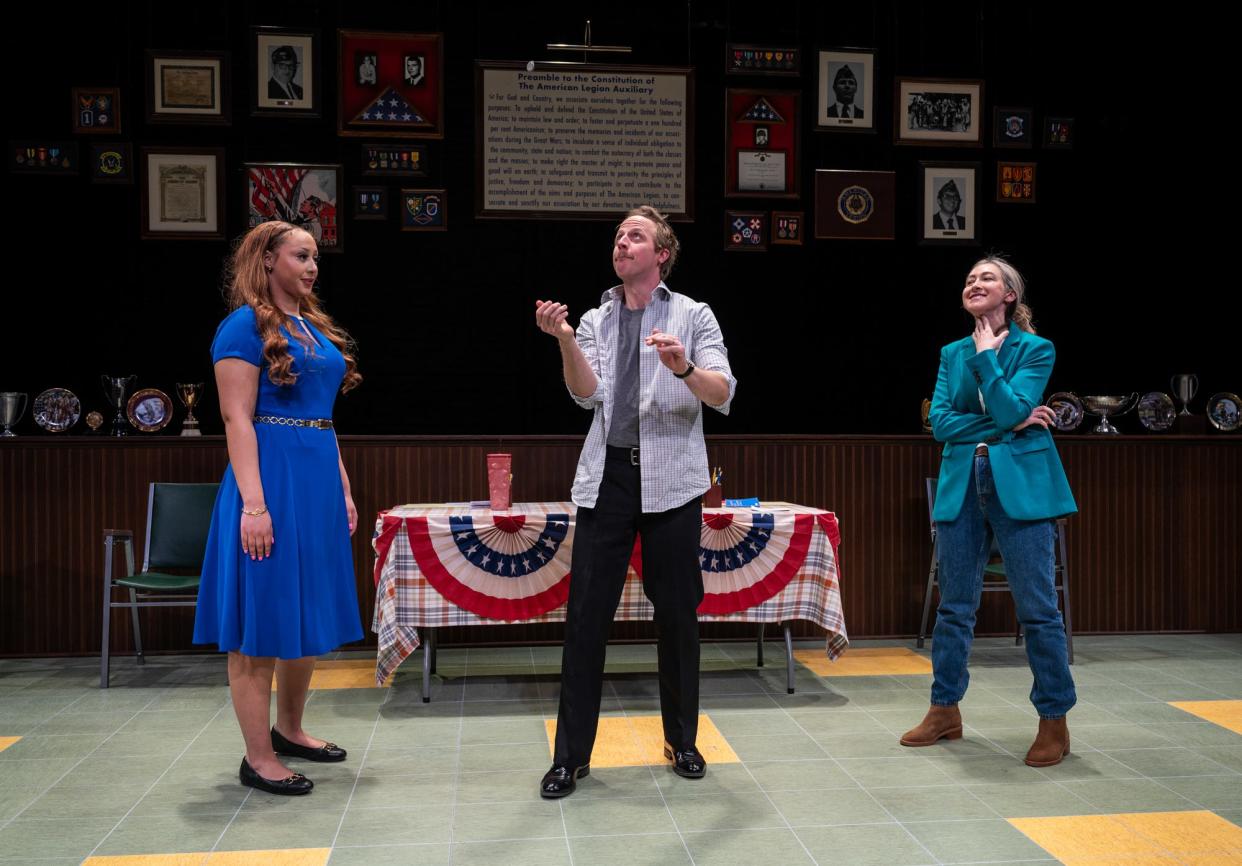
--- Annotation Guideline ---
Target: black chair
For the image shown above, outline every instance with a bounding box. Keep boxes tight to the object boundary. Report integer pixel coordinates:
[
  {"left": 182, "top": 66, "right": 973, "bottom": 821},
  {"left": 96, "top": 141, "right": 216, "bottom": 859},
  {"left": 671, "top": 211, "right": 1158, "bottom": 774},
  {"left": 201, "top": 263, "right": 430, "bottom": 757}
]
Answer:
[
  {"left": 101, "top": 482, "right": 219, "bottom": 687},
  {"left": 917, "top": 477, "right": 1073, "bottom": 663}
]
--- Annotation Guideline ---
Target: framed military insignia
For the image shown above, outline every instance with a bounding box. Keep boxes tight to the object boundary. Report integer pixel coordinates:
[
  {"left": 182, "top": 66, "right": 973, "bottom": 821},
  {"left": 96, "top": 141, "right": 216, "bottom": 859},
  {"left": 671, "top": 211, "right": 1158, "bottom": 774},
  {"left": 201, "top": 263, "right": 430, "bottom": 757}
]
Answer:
[
  {"left": 140, "top": 147, "right": 226, "bottom": 240},
  {"left": 816, "top": 50, "right": 874, "bottom": 132},
  {"left": 996, "top": 161, "right": 1036, "bottom": 203},
  {"left": 725, "top": 89, "right": 800, "bottom": 199},
  {"left": 252, "top": 27, "right": 320, "bottom": 118},
  {"left": 89, "top": 142, "right": 133, "bottom": 184},
  {"left": 993, "top": 106, "right": 1034, "bottom": 148},
  {"left": 71, "top": 87, "right": 121, "bottom": 134},
  {"left": 146, "top": 51, "right": 230, "bottom": 125},
  {"left": 11, "top": 141, "right": 78, "bottom": 175},
  {"left": 245, "top": 162, "right": 344, "bottom": 251},
  {"left": 724, "top": 211, "right": 767, "bottom": 251},
  {"left": 400, "top": 189, "right": 446, "bottom": 230},
  {"left": 918, "top": 161, "right": 980, "bottom": 245},
  {"left": 725, "top": 44, "right": 800, "bottom": 76},
  {"left": 771, "top": 211, "right": 804, "bottom": 246},
  {"left": 338, "top": 30, "right": 443, "bottom": 139},
  {"left": 361, "top": 142, "right": 428, "bottom": 177},
  {"left": 894, "top": 78, "right": 983, "bottom": 146},
  {"left": 1045, "top": 117, "right": 1074, "bottom": 149},
  {"left": 353, "top": 186, "right": 388, "bottom": 220},
  {"left": 813, "top": 169, "right": 895, "bottom": 240}
]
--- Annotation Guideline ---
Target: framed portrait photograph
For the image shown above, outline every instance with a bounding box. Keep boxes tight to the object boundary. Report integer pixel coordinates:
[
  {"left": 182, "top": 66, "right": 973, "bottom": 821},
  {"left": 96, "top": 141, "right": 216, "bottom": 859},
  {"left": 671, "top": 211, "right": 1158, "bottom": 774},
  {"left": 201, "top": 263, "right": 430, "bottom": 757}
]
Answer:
[
  {"left": 89, "top": 142, "right": 133, "bottom": 184},
  {"left": 252, "top": 27, "right": 319, "bottom": 118},
  {"left": 771, "top": 211, "right": 804, "bottom": 246},
  {"left": 140, "top": 147, "right": 226, "bottom": 240},
  {"left": 919, "top": 161, "right": 980, "bottom": 244},
  {"left": 245, "top": 162, "right": 344, "bottom": 252},
  {"left": 361, "top": 142, "right": 428, "bottom": 177},
  {"left": 895, "top": 78, "right": 983, "bottom": 146},
  {"left": 813, "top": 169, "right": 896, "bottom": 240},
  {"left": 353, "top": 185, "right": 388, "bottom": 220},
  {"left": 725, "top": 44, "right": 801, "bottom": 76},
  {"left": 993, "top": 106, "right": 1034, "bottom": 148},
  {"left": 725, "top": 89, "right": 800, "bottom": 199},
  {"left": 996, "top": 161, "right": 1037, "bottom": 203},
  {"left": 400, "top": 189, "right": 446, "bottom": 231},
  {"left": 1045, "top": 116, "right": 1074, "bottom": 149},
  {"left": 71, "top": 87, "right": 121, "bottom": 134},
  {"left": 338, "top": 30, "right": 443, "bottom": 138},
  {"left": 816, "top": 49, "right": 875, "bottom": 131},
  {"left": 724, "top": 211, "right": 767, "bottom": 251},
  {"left": 146, "top": 51, "right": 230, "bottom": 125}
]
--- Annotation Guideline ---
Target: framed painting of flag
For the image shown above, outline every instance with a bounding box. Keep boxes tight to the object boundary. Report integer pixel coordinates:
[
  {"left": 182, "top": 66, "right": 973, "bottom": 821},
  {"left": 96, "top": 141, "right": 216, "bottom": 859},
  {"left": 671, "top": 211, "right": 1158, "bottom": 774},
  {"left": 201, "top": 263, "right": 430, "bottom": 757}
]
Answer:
[
  {"left": 338, "top": 30, "right": 443, "bottom": 139},
  {"left": 244, "top": 162, "right": 345, "bottom": 252}
]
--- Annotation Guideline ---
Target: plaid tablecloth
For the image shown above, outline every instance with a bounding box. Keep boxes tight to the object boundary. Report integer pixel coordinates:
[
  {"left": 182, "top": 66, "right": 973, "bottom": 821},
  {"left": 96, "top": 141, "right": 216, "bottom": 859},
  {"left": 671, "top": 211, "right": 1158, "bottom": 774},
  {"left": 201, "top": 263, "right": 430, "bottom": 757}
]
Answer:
[{"left": 372, "top": 501, "right": 848, "bottom": 685}]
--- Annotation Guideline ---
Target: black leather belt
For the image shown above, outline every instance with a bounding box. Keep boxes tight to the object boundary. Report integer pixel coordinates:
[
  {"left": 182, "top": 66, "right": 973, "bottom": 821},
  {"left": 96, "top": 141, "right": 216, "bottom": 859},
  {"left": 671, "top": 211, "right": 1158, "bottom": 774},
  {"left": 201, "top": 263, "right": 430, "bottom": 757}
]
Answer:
[{"left": 606, "top": 445, "right": 639, "bottom": 466}]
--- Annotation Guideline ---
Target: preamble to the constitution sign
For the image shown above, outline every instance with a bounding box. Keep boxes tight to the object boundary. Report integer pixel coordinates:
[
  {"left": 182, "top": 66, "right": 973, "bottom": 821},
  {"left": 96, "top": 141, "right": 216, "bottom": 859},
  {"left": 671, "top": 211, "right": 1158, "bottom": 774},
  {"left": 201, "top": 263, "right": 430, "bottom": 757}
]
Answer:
[{"left": 476, "top": 63, "right": 694, "bottom": 219}]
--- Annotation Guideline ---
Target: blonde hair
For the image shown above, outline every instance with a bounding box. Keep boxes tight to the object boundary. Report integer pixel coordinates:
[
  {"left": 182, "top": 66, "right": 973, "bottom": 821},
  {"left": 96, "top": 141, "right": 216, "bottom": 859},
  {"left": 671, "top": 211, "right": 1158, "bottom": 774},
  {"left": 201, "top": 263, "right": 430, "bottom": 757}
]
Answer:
[
  {"left": 972, "top": 255, "right": 1035, "bottom": 334},
  {"left": 223, "top": 221, "right": 362, "bottom": 392},
  {"left": 619, "top": 205, "right": 680, "bottom": 279}
]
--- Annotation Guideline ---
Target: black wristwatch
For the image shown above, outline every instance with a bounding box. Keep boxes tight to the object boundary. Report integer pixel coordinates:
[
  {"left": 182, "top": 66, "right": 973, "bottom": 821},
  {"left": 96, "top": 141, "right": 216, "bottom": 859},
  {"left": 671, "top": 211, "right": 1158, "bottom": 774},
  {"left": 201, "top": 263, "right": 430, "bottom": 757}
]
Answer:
[{"left": 673, "top": 362, "right": 696, "bottom": 379}]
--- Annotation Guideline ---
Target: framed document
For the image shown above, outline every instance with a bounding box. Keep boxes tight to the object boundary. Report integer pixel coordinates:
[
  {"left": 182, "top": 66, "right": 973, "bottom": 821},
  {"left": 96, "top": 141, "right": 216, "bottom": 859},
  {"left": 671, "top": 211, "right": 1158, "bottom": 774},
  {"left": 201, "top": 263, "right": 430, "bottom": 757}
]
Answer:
[
  {"left": 725, "top": 89, "right": 799, "bottom": 199},
  {"left": 140, "top": 147, "right": 226, "bottom": 240},
  {"left": 146, "top": 51, "right": 230, "bottom": 125}
]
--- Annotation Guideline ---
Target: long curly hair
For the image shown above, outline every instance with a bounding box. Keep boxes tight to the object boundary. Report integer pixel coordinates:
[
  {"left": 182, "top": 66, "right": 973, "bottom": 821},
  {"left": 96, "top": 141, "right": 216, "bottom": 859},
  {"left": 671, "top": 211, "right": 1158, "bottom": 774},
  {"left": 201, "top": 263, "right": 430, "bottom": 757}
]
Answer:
[{"left": 223, "top": 221, "right": 362, "bottom": 392}]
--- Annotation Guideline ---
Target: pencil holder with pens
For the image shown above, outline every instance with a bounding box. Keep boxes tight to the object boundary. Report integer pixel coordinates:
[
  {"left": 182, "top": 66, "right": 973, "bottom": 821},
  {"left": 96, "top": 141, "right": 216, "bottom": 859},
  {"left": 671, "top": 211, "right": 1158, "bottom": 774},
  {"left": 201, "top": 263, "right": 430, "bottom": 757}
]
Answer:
[{"left": 704, "top": 466, "right": 723, "bottom": 508}]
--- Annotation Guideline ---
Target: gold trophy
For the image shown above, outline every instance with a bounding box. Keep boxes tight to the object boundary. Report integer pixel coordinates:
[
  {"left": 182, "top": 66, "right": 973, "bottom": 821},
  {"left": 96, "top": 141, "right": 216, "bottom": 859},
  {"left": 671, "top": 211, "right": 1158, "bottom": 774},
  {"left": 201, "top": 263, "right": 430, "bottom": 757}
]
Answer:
[{"left": 177, "top": 382, "right": 204, "bottom": 437}]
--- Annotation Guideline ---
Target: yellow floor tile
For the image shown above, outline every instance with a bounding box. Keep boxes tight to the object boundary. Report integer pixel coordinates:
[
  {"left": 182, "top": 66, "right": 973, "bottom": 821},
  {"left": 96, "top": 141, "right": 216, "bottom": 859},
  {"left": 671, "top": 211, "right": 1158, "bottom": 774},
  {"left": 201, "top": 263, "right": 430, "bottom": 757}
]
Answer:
[
  {"left": 84, "top": 849, "right": 330, "bottom": 866},
  {"left": 1010, "top": 811, "right": 1242, "bottom": 864},
  {"left": 795, "top": 646, "right": 932, "bottom": 677},
  {"left": 271, "top": 659, "right": 391, "bottom": 691},
  {"left": 1169, "top": 700, "right": 1242, "bottom": 735},
  {"left": 544, "top": 713, "right": 739, "bottom": 768},
  {"left": 0, "top": 736, "right": 21, "bottom": 752}
]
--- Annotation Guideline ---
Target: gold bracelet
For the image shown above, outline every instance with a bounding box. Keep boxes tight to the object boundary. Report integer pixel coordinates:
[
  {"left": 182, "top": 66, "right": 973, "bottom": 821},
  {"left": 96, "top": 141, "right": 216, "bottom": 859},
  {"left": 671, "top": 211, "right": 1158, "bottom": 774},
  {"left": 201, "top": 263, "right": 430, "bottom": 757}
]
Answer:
[{"left": 241, "top": 505, "right": 268, "bottom": 516}]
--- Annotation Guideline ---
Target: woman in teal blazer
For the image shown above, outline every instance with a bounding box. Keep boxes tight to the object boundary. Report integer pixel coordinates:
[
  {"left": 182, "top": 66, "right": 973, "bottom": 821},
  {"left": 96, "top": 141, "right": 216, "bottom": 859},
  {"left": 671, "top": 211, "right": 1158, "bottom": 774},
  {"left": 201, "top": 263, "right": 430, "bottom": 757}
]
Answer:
[{"left": 902, "top": 257, "right": 1077, "bottom": 767}]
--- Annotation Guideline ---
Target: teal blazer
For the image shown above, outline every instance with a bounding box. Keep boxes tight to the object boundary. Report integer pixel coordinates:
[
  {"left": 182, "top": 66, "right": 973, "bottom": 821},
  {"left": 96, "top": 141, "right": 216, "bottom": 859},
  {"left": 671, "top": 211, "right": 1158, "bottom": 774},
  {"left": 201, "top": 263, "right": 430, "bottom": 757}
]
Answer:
[{"left": 930, "top": 328, "right": 1077, "bottom": 522}]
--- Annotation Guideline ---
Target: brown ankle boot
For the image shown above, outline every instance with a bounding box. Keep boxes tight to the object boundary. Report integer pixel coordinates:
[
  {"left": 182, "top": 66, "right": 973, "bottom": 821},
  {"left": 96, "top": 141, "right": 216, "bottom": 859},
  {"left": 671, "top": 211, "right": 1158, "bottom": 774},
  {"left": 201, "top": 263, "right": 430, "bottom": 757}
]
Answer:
[
  {"left": 1024, "top": 717, "right": 1070, "bottom": 767},
  {"left": 900, "top": 704, "right": 963, "bottom": 747}
]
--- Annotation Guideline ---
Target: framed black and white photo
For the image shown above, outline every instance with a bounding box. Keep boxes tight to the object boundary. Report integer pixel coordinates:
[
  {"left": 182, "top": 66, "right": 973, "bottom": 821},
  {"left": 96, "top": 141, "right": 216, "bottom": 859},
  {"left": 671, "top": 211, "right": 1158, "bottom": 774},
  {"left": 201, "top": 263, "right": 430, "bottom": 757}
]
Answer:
[
  {"left": 252, "top": 27, "right": 320, "bottom": 118},
  {"left": 146, "top": 51, "right": 230, "bottom": 125},
  {"left": 816, "top": 49, "right": 875, "bottom": 131},
  {"left": 895, "top": 78, "right": 983, "bottom": 146},
  {"left": 919, "top": 161, "right": 980, "bottom": 244},
  {"left": 993, "top": 106, "right": 1034, "bottom": 148}
]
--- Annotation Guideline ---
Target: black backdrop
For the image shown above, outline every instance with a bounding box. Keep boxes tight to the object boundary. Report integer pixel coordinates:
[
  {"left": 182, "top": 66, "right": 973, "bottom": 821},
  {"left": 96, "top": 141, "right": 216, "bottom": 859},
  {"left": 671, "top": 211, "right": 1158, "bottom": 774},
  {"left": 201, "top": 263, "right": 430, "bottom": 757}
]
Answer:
[{"left": 3, "top": 3, "right": 1231, "bottom": 436}]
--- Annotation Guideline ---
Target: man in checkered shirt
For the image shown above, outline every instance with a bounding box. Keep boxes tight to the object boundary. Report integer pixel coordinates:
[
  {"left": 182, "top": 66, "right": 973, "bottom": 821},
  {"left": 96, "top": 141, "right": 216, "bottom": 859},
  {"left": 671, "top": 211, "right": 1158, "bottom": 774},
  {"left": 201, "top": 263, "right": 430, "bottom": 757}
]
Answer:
[{"left": 534, "top": 205, "right": 737, "bottom": 798}]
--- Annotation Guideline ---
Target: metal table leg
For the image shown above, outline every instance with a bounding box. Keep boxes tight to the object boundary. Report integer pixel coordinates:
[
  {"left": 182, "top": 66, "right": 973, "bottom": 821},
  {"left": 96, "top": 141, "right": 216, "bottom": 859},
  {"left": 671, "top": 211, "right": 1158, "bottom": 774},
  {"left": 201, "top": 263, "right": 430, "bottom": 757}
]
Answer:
[
  {"left": 422, "top": 627, "right": 435, "bottom": 703},
  {"left": 756, "top": 623, "right": 765, "bottom": 667},
  {"left": 784, "top": 623, "right": 795, "bottom": 694}
]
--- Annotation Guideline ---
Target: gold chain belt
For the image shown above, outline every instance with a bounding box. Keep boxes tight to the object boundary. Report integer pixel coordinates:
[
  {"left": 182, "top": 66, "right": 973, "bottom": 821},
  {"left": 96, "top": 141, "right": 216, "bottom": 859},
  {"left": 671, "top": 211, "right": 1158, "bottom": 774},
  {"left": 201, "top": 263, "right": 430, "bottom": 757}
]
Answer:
[{"left": 253, "top": 415, "right": 334, "bottom": 429}]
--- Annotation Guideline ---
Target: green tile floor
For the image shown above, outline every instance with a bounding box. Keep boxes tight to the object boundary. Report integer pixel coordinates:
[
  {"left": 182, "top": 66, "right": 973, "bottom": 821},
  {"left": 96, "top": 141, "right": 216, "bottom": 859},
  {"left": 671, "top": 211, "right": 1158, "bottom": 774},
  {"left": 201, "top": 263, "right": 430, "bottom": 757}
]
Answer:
[{"left": 0, "top": 634, "right": 1239, "bottom": 865}]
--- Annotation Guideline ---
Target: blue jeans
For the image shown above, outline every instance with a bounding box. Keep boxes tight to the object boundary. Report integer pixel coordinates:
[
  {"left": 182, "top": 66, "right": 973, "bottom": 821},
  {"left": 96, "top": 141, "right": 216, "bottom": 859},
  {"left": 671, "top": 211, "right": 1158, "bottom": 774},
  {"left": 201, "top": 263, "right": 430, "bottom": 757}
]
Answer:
[{"left": 931, "top": 455, "right": 1076, "bottom": 718}]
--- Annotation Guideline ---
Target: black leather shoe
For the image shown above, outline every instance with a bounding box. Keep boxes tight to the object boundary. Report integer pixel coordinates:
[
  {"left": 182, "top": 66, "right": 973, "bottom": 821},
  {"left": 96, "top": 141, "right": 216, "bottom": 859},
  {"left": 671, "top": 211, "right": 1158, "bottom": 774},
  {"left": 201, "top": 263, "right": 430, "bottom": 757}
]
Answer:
[
  {"left": 539, "top": 763, "right": 590, "bottom": 799},
  {"left": 663, "top": 743, "right": 707, "bottom": 778},
  {"left": 271, "top": 727, "right": 347, "bottom": 763},
  {"left": 239, "top": 757, "right": 313, "bottom": 795}
]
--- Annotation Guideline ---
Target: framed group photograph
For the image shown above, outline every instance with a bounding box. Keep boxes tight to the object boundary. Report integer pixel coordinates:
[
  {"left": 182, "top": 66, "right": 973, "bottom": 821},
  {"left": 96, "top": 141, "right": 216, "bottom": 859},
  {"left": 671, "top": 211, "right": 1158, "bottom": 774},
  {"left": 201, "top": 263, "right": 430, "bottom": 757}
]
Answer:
[
  {"left": 816, "top": 49, "right": 874, "bottom": 131},
  {"left": 252, "top": 27, "right": 319, "bottom": 118},
  {"left": 400, "top": 189, "right": 446, "bottom": 230},
  {"left": 993, "top": 106, "right": 1034, "bottom": 148},
  {"left": 245, "top": 162, "right": 344, "bottom": 251},
  {"left": 813, "top": 169, "right": 896, "bottom": 240},
  {"left": 725, "top": 89, "right": 800, "bottom": 198},
  {"left": 997, "top": 161, "right": 1036, "bottom": 203},
  {"left": 146, "top": 51, "right": 230, "bottom": 125},
  {"left": 72, "top": 87, "right": 121, "bottom": 134},
  {"left": 919, "top": 161, "right": 980, "bottom": 244},
  {"left": 895, "top": 78, "right": 983, "bottom": 146},
  {"left": 338, "top": 30, "right": 443, "bottom": 138},
  {"left": 140, "top": 147, "right": 226, "bottom": 240}
]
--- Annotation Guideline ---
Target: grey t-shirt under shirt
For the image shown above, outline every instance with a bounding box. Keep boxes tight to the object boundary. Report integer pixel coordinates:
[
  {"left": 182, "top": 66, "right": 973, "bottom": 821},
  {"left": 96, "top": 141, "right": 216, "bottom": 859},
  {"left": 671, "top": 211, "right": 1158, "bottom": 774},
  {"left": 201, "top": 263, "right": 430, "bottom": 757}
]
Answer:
[{"left": 606, "top": 304, "right": 644, "bottom": 448}]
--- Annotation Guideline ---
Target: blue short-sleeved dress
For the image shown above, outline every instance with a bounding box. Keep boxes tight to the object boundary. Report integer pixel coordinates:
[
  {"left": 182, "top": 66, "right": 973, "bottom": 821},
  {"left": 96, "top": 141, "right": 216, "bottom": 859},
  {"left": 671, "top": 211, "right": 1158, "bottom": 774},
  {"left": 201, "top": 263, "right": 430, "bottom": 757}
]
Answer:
[{"left": 193, "top": 305, "right": 363, "bottom": 659}]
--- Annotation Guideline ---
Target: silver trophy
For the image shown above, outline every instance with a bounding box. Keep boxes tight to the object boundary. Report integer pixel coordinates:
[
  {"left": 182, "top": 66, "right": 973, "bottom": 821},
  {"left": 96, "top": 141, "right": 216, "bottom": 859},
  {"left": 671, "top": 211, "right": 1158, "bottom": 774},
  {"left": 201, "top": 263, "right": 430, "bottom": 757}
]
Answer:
[
  {"left": 1083, "top": 393, "right": 1138, "bottom": 435},
  {"left": 176, "top": 382, "right": 204, "bottom": 437},
  {"left": 1, "top": 392, "right": 28, "bottom": 437},
  {"left": 1171, "top": 374, "right": 1199, "bottom": 416},
  {"left": 101, "top": 374, "right": 136, "bottom": 436}
]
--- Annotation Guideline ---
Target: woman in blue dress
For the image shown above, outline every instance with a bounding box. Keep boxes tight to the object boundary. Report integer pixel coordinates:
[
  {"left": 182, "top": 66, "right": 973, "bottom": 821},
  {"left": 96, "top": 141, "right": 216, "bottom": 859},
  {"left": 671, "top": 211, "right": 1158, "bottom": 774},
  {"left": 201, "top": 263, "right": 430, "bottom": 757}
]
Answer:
[{"left": 195, "top": 221, "right": 363, "bottom": 795}]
